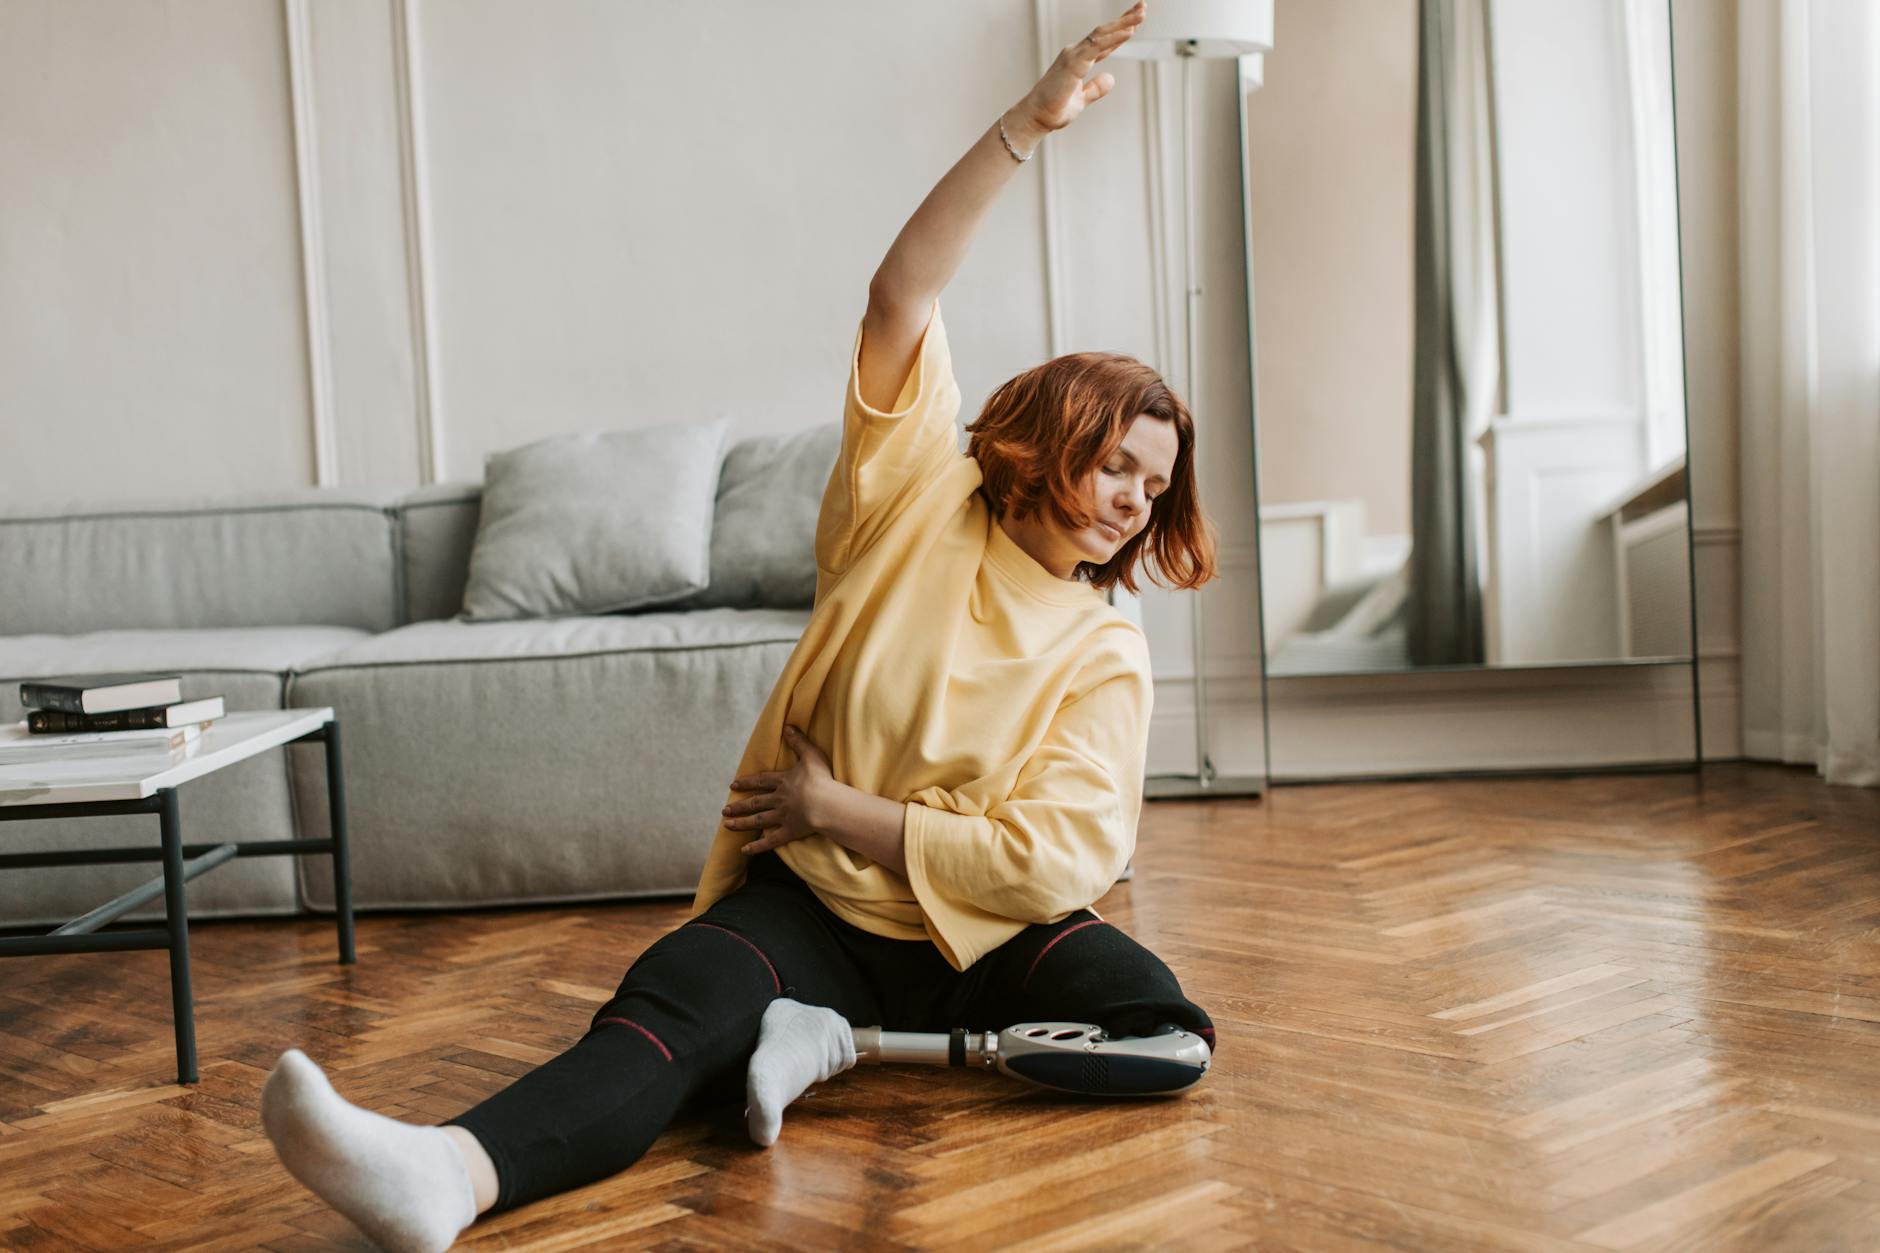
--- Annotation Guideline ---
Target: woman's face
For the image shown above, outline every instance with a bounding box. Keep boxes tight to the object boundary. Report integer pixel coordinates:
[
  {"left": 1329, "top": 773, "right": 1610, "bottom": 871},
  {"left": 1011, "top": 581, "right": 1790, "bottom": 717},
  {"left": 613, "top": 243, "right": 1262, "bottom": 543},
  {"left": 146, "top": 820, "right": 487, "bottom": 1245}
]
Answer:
[
  {"left": 1067, "top": 414, "right": 1179, "bottom": 566},
  {"left": 1003, "top": 414, "right": 1180, "bottom": 580}
]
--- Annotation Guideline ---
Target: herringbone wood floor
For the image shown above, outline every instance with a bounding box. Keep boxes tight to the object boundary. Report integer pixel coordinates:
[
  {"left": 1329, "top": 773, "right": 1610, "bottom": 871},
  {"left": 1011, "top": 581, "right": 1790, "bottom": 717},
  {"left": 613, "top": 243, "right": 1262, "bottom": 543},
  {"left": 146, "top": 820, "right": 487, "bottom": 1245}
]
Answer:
[{"left": 1, "top": 763, "right": 1877, "bottom": 1251}]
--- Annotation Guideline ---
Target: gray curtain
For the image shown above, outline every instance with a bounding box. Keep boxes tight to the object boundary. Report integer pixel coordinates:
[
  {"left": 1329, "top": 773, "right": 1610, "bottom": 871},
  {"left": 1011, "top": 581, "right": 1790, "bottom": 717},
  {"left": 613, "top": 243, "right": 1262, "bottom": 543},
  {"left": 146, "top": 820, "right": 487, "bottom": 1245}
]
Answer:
[{"left": 1408, "top": 0, "right": 1495, "bottom": 666}]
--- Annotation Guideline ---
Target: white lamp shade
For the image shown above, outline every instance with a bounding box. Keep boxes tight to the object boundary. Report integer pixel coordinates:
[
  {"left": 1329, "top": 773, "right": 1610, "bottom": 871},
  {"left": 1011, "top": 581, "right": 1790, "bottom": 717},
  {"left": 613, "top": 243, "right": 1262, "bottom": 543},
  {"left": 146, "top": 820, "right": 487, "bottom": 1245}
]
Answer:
[{"left": 1105, "top": 0, "right": 1274, "bottom": 59}]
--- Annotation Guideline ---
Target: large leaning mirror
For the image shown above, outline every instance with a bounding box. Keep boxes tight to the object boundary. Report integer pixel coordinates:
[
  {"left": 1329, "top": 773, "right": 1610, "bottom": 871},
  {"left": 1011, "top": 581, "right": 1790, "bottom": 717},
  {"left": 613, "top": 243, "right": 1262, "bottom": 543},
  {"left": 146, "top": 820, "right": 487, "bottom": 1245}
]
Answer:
[
  {"left": 1239, "top": 0, "right": 1700, "bottom": 777},
  {"left": 1246, "top": 0, "right": 1695, "bottom": 676}
]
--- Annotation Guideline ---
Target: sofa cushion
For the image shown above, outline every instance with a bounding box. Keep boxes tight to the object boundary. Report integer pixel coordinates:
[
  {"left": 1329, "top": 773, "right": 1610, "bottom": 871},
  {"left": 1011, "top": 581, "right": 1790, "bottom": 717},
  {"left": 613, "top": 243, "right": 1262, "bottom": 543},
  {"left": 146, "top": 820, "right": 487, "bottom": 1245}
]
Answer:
[
  {"left": 460, "top": 417, "right": 734, "bottom": 621},
  {"left": 664, "top": 421, "right": 839, "bottom": 612},
  {"left": 0, "top": 626, "right": 368, "bottom": 927},
  {"left": 285, "top": 608, "right": 810, "bottom": 910},
  {"left": 0, "top": 489, "right": 402, "bottom": 635}
]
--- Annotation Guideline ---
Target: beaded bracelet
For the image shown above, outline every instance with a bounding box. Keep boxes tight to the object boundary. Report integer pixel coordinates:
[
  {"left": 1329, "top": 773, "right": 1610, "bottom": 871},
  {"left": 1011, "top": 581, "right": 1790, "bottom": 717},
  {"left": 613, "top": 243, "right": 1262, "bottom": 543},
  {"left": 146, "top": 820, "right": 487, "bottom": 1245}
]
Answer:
[{"left": 998, "top": 112, "right": 1036, "bottom": 163}]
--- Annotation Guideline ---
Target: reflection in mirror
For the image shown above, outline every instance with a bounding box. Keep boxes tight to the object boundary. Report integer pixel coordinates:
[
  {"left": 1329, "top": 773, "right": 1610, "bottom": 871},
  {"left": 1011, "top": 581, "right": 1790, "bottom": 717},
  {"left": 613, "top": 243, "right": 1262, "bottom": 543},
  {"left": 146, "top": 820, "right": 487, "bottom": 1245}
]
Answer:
[{"left": 1246, "top": 0, "right": 1695, "bottom": 676}]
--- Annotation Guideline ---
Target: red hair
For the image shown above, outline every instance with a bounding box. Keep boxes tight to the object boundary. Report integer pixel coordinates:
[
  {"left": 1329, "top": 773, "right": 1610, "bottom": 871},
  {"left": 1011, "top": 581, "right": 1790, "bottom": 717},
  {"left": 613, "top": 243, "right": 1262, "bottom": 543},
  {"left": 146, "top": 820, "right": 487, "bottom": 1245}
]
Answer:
[{"left": 965, "top": 352, "right": 1218, "bottom": 596}]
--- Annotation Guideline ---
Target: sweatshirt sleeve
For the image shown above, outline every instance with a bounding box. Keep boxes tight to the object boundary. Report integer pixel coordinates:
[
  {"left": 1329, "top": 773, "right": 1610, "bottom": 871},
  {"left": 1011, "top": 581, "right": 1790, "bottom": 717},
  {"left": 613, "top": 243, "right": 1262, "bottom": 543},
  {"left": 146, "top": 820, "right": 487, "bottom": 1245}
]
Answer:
[
  {"left": 814, "top": 299, "right": 963, "bottom": 579},
  {"left": 902, "top": 644, "right": 1153, "bottom": 971}
]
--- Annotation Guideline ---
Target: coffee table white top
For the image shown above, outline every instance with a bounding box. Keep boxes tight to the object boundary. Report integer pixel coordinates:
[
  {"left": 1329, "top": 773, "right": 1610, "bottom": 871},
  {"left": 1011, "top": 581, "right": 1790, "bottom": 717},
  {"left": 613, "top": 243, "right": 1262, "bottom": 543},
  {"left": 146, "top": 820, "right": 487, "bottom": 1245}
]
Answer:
[{"left": 0, "top": 708, "right": 334, "bottom": 806}]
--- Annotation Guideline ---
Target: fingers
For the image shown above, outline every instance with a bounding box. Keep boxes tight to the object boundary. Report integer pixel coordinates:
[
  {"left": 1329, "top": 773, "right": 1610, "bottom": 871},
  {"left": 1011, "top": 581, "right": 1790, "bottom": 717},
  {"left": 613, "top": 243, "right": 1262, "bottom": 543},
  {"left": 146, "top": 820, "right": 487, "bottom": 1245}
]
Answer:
[
  {"left": 1071, "top": 2, "right": 1144, "bottom": 63},
  {"left": 1068, "top": 25, "right": 1132, "bottom": 65},
  {"left": 722, "top": 792, "right": 780, "bottom": 822},
  {"left": 729, "top": 772, "right": 776, "bottom": 792},
  {"left": 1062, "top": 32, "right": 1132, "bottom": 79},
  {"left": 1082, "top": 72, "right": 1116, "bottom": 105},
  {"left": 725, "top": 808, "right": 783, "bottom": 831},
  {"left": 740, "top": 828, "right": 798, "bottom": 856}
]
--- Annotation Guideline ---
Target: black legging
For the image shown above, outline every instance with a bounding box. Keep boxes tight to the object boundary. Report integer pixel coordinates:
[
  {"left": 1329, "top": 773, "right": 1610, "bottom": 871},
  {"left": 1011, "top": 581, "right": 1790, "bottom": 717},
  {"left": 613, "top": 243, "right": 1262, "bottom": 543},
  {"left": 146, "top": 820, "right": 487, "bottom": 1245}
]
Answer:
[{"left": 448, "top": 852, "right": 1214, "bottom": 1212}]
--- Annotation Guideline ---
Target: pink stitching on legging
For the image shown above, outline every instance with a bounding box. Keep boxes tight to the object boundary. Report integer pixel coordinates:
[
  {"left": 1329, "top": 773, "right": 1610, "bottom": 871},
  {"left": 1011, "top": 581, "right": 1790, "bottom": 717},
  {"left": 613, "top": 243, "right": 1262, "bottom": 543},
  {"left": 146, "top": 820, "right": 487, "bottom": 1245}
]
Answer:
[
  {"left": 686, "top": 922, "right": 782, "bottom": 995},
  {"left": 1021, "top": 919, "right": 1107, "bottom": 992},
  {"left": 595, "top": 1016, "right": 672, "bottom": 1061}
]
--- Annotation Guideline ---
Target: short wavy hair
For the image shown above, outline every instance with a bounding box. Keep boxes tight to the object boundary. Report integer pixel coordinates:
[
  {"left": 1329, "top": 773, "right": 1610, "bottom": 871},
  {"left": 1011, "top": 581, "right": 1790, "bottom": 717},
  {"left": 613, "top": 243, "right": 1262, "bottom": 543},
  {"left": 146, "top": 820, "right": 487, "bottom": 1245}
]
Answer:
[{"left": 965, "top": 351, "right": 1218, "bottom": 596}]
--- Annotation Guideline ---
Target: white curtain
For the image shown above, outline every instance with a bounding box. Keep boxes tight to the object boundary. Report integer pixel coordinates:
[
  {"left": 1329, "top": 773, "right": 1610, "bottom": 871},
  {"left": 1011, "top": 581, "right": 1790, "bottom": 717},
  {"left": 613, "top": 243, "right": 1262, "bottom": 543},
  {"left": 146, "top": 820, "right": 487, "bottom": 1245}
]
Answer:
[{"left": 1737, "top": 0, "right": 1880, "bottom": 786}]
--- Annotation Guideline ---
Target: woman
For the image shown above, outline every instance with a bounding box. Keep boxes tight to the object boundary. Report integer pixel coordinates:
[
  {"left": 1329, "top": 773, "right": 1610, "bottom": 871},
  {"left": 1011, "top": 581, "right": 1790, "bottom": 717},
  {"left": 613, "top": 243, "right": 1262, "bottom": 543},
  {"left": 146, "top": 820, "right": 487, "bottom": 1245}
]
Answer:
[{"left": 260, "top": 5, "right": 1217, "bottom": 1249}]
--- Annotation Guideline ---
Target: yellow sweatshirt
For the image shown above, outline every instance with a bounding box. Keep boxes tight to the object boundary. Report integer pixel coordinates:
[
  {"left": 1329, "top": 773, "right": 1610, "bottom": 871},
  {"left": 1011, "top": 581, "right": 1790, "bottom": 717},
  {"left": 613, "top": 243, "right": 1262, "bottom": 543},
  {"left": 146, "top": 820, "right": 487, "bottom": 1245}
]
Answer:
[{"left": 690, "top": 301, "right": 1153, "bottom": 971}]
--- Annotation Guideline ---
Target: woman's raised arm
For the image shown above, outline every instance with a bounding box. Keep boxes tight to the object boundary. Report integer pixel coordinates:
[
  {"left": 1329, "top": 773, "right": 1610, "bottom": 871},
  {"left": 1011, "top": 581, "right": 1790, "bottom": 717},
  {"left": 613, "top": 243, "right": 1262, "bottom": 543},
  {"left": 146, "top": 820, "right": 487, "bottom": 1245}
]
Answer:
[{"left": 857, "top": 1, "right": 1146, "bottom": 413}]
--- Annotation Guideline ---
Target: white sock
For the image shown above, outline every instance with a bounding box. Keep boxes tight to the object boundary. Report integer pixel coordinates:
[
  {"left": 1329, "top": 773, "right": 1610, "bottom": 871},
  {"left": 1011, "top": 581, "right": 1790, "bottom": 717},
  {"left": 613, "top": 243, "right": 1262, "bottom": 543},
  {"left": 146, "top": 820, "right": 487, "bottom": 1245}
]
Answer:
[
  {"left": 261, "top": 1048, "right": 478, "bottom": 1253},
  {"left": 745, "top": 998, "right": 856, "bottom": 1148}
]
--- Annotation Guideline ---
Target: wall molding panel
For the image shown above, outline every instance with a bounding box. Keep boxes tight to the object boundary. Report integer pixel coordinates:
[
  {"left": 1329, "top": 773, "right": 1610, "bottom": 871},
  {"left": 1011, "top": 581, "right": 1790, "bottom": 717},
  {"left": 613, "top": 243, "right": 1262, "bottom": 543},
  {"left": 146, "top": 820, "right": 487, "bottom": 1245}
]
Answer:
[
  {"left": 391, "top": 0, "right": 443, "bottom": 485},
  {"left": 1143, "top": 59, "right": 1179, "bottom": 386},
  {"left": 285, "top": 0, "right": 337, "bottom": 487},
  {"left": 1031, "top": 0, "right": 1069, "bottom": 358}
]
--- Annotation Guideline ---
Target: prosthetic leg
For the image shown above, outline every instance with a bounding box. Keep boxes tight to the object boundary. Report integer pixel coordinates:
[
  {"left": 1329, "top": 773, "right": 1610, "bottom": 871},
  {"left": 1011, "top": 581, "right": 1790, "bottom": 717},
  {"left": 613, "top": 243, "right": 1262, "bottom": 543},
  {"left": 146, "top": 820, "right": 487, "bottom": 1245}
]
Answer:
[{"left": 851, "top": 1022, "right": 1210, "bottom": 1096}]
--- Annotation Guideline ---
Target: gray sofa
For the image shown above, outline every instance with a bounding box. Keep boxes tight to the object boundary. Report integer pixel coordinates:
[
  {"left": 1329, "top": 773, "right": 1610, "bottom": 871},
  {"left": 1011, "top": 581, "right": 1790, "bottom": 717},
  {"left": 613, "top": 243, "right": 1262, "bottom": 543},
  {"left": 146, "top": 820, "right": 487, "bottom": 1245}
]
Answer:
[{"left": 0, "top": 426, "right": 839, "bottom": 927}]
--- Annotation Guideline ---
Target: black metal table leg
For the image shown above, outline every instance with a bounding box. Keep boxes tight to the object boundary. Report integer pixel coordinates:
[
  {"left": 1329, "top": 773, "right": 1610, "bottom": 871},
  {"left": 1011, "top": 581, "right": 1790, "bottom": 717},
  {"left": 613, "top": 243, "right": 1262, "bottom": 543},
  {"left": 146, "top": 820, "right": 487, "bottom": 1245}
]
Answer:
[
  {"left": 156, "top": 788, "right": 197, "bottom": 1085},
  {"left": 324, "top": 721, "right": 355, "bottom": 965}
]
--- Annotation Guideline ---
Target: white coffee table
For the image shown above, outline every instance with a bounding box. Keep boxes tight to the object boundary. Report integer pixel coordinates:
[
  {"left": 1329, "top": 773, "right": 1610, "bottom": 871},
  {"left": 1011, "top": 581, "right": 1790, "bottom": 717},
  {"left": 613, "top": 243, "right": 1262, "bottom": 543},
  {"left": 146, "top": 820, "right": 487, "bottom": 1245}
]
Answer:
[{"left": 0, "top": 708, "right": 355, "bottom": 1083}]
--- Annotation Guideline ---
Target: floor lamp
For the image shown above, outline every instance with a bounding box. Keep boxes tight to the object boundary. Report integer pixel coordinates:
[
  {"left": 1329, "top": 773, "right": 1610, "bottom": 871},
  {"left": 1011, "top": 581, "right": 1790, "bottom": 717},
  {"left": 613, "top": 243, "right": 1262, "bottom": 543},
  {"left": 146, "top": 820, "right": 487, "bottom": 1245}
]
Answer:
[{"left": 1112, "top": 1, "right": 1273, "bottom": 798}]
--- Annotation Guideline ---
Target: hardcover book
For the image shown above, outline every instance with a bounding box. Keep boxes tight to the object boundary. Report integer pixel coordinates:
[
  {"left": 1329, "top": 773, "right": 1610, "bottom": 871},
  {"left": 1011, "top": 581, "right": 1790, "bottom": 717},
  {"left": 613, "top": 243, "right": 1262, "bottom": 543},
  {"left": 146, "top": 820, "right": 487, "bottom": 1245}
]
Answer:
[
  {"left": 26, "top": 696, "right": 225, "bottom": 734},
  {"left": 17, "top": 674, "right": 184, "bottom": 715}
]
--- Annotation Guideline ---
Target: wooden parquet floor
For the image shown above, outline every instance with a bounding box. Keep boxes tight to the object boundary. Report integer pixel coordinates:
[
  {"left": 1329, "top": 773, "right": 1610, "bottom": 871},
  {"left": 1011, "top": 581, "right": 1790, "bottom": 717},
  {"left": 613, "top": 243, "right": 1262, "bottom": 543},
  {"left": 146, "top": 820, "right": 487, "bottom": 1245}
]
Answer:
[{"left": 1, "top": 763, "right": 1877, "bottom": 1251}]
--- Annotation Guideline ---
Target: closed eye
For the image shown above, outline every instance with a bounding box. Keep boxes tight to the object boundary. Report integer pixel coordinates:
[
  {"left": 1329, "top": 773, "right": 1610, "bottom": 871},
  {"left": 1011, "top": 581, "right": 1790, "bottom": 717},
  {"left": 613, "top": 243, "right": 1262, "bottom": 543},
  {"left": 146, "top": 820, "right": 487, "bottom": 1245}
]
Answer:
[
  {"left": 1109, "top": 452, "right": 1168, "bottom": 499},
  {"left": 1107, "top": 466, "right": 1162, "bottom": 502}
]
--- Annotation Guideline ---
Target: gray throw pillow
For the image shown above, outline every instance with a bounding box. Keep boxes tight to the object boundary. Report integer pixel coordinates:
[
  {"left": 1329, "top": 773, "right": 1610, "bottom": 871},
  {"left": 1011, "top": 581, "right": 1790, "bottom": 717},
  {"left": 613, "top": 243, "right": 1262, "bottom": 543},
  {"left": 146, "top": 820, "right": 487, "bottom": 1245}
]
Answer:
[
  {"left": 664, "top": 420, "right": 842, "bottom": 611},
  {"left": 460, "top": 416, "right": 734, "bottom": 620}
]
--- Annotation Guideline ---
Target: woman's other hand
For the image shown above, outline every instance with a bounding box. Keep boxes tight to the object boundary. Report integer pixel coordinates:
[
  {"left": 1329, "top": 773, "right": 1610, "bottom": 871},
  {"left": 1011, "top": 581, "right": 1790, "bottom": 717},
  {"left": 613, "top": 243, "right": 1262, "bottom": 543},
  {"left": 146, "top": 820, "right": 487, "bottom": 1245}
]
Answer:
[
  {"left": 724, "top": 725, "right": 835, "bottom": 855},
  {"left": 1013, "top": 1, "right": 1145, "bottom": 135}
]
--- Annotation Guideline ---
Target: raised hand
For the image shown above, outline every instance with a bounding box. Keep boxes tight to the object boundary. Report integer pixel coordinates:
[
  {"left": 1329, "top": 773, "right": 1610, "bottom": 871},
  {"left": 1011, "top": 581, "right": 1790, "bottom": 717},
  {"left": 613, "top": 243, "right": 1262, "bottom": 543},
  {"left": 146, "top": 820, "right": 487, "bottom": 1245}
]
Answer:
[
  {"left": 859, "top": 3, "right": 1146, "bottom": 417},
  {"left": 1014, "top": 1, "right": 1146, "bottom": 135}
]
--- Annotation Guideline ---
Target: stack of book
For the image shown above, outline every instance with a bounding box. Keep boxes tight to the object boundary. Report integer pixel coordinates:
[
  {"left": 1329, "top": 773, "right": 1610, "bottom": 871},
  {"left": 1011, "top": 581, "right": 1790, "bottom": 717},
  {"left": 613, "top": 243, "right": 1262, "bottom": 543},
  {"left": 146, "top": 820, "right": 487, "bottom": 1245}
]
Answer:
[{"left": 12, "top": 674, "right": 226, "bottom": 752}]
